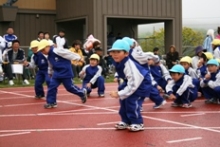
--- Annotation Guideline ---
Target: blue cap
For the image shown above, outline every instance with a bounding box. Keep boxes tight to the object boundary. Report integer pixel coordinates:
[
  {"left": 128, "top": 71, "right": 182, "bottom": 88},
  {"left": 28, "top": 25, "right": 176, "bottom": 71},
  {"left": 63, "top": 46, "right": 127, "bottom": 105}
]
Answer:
[
  {"left": 108, "top": 40, "right": 130, "bottom": 52},
  {"left": 169, "top": 64, "right": 185, "bottom": 73},
  {"left": 122, "top": 37, "right": 134, "bottom": 47},
  {"left": 207, "top": 59, "right": 219, "bottom": 66}
]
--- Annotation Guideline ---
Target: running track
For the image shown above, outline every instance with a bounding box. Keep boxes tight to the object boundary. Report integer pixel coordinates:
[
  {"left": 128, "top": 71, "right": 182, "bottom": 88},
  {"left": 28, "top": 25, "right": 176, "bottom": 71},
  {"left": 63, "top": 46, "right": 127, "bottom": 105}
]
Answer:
[{"left": 0, "top": 83, "right": 220, "bottom": 147}]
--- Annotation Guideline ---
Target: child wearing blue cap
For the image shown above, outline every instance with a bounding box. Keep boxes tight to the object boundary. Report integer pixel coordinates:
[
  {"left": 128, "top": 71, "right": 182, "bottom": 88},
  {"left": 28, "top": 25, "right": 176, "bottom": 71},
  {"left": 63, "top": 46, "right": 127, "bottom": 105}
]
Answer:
[
  {"left": 166, "top": 64, "right": 198, "bottom": 108},
  {"left": 79, "top": 54, "right": 105, "bottom": 97},
  {"left": 200, "top": 59, "right": 220, "bottom": 104},
  {"left": 37, "top": 39, "right": 87, "bottom": 108},
  {"left": 109, "top": 39, "right": 152, "bottom": 132},
  {"left": 122, "top": 37, "right": 166, "bottom": 109}
]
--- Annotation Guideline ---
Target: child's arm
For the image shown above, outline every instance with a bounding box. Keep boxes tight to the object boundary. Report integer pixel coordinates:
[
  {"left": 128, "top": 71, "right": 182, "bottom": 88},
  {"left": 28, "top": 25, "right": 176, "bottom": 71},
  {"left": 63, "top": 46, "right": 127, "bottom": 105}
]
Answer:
[
  {"left": 53, "top": 48, "right": 83, "bottom": 62},
  {"left": 166, "top": 80, "right": 175, "bottom": 95},
  {"left": 207, "top": 73, "right": 220, "bottom": 89},
  {"left": 89, "top": 65, "right": 103, "bottom": 84},
  {"left": 176, "top": 75, "right": 194, "bottom": 96},
  {"left": 131, "top": 49, "right": 158, "bottom": 64},
  {"left": 117, "top": 61, "right": 144, "bottom": 100},
  {"left": 24, "top": 54, "right": 36, "bottom": 69},
  {"left": 160, "top": 64, "right": 172, "bottom": 81},
  {"left": 189, "top": 68, "right": 199, "bottom": 79},
  {"left": 79, "top": 65, "right": 89, "bottom": 79}
]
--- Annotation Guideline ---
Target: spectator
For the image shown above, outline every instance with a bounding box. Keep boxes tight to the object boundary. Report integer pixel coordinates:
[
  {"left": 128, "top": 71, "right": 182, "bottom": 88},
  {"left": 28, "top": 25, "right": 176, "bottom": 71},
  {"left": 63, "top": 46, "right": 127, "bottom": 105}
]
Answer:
[
  {"left": 0, "top": 36, "right": 6, "bottom": 81},
  {"left": 203, "top": 29, "right": 214, "bottom": 53},
  {"left": 3, "top": 27, "right": 18, "bottom": 50},
  {"left": 166, "top": 45, "right": 179, "bottom": 69},
  {"left": 37, "top": 31, "right": 44, "bottom": 41},
  {"left": 153, "top": 47, "right": 162, "bottom": 59},
  {"left": 69, "top": 40, "right": 84, "bottom": 78},
  {"left": 53, "top": 29, "right": 68, "bottom": 49},
  {"left": 3, "top": 40, "right": 29, "bottom": 86},
  {"left": 94, "top": 47, "right": 108, "bottom": 78},
  {"left": 216, "top": 27, "right": 220, "bottom": 39},
  {"left": 44, "top": 32, "right": 54, "bottom": 46}
]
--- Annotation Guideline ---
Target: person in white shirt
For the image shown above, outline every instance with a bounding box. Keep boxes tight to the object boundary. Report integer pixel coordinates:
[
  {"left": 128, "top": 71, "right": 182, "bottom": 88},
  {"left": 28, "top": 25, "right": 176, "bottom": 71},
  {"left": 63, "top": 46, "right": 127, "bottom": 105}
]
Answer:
[
  {"left": 44, "top": 32, "right": 54, "bottom": 46},
  {"left": 212, "top": 39, "right": 220, "bottom": 59},
  {"left": 53, "top": 30, "right": 68, "bottom": 49},
  {"left": 191, "top": 46, "right": 204, "bottom": 70}
]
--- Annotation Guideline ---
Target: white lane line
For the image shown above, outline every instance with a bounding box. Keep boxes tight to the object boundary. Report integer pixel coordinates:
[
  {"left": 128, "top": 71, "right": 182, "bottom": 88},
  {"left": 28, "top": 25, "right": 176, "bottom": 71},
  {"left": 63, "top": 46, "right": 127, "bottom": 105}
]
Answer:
[
  {"left": 167, "top": 137, "right": 202, "bottom": 144},
  {"left": 97, "top": 121, "right": 119, "bottom": 126},
  {"left": 181, "top": 113, "right": 205, "bottom": 117},
  {"left": 0, "top": 90, "right": 32, "bottom": 98},
  {"left": 3, "top": 102, "right": 45, "bottom": 107},
  {"left": 0, "top": 132, "right": 31, "bottom": 137}
]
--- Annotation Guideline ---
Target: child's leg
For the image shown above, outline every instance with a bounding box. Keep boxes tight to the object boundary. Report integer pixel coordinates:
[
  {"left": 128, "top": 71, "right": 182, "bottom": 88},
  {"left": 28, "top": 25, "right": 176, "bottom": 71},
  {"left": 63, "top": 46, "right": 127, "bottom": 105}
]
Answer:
[
  {"left": 82, "top": 81, "right": 92, "bottom": 94},
  {"left": 138, "top": 97, "right": 145, "bottom": 111},
  {"left": 45, "top": 73, "right": 51, "bottom": 87},
  {"left": 96, "top": 76, "right": 105, "bottom": 95},
  {"left": 202, "top": 87, "right": 215, "bottom": 100},
  {"left": 179, "top": 88, "right": 197, "bottom": 105},
  {"left": 35, "top": 72, "right": 45, "bottom": 97},
  {"left": 62, "top": 78, "right": 87, "bottom": 102},
  {"left": 46, "top": 78, "right": 61, "bottom": 104},
  {"left": 119, "top": 99, "right": 130, "bottom": 124},
  {"left": 149, "top": 85, "right": 165, "bottom": 108}
]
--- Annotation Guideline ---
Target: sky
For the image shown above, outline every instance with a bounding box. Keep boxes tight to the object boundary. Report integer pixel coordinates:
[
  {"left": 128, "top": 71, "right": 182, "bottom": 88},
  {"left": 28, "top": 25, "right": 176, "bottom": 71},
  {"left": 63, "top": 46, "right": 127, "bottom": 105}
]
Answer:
[{"left": 138, "top": 0, "right": 220, "bottom": 35}]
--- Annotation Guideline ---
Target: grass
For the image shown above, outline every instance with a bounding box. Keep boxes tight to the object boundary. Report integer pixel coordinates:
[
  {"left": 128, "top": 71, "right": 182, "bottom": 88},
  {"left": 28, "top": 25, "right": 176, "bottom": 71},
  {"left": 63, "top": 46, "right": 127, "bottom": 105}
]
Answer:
[{"left": 0, "top": 75, "right": 115, "bottom": 88}]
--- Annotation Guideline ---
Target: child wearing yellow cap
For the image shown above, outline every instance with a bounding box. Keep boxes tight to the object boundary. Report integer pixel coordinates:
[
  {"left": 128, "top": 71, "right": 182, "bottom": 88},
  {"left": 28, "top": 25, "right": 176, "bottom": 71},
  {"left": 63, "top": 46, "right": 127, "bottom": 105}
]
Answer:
[{"left": 37, "top": 39, "right": 87, "bottom": 108}]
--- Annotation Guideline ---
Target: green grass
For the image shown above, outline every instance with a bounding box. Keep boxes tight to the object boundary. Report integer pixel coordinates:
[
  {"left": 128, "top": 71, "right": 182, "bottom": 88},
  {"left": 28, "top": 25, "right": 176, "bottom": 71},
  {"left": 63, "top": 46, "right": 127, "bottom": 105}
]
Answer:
[{"left": 0, "top": 75, "right": 115, "bottom": 88}]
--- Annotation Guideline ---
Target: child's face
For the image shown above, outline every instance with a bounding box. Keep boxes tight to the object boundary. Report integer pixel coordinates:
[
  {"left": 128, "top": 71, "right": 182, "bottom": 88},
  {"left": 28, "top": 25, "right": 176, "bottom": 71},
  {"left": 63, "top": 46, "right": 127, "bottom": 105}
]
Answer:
[
  {"left": 109, "top": 51, "right": 129, "bottom": 62},
  {"left": 148, "top": 59, "right": 155, "bottom": 65},
  {"left": 197, "top": 51, "right": 203, "bottom": 57},
  {"left": 180, "top": 62, "right": 190, "bottom": 70},
  {"left": 31, "top": 47, "right": 38, "bottom": 53},
  {"left": 207, "top": 65, "right": 218, "bottom": 73},
  {"left": 41, "top": 46, "right": 50, "bottom": 55},
  {"left": 90, "top": 59, "right": 99, "bottom": 66},
  {"left": 170, "top": 72, "right": 183, "bottom": 82}
]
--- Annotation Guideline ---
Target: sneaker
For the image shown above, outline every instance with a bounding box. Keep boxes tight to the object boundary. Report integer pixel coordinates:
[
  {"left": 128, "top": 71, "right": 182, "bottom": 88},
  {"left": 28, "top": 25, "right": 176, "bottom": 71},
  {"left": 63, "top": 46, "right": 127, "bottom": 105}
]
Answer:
[
  {"left": 9, "top": 80, "right": 14, "bottom": 86},
  {"left": 35, "top": 95, "right": 44, "bottom": 99},
  {"left": 163, "top": 94, "right": 170, "bottom": 99},
  {"left": 205, "top": 98, "right": 217, "bottom": 104},
  {"left": 128, "top": 124, "right": 144, "bottom": 132},
  {"left": 80, "top": 88, "right": 88, "bottom": 103},
  {"left": 171, "top": 102, "right": 182, "bottom": 107},
  {"left": 153, "top": 100, "right": 167, "bottom": 109},
  {"left": 44, "top": 103, "right": 57, "bottom": 109},
  {"left": 23, "top": 79, "right": 30, "bottom": 85},
  {"left": 99, "top": 93, "right": 105, "bottom": 97},
  {"left": 115, "top": 122, "right": 129, "bottom": 130},
  {"left": 182, "top": 103, "right": 192, "bottom": 108}
]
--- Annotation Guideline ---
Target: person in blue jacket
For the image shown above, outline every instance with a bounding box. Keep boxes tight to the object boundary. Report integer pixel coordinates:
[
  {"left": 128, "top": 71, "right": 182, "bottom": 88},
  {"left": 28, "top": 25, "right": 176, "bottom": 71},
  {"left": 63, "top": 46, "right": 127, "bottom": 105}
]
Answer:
[
  {"left": 200, "top": 59, "right": 220, "bottom": 104},
  {"left": 166, "top": 65, "right": 198, "bottom": 108},
  {"left": 37, "top": 39, "right": 87, "bottom": 109},
  {"left": 109, "top": 39, "right": 152, "bottom": 132},
  {"left": 24, "top": 40, "right": 51, "bottom": 99},
  {"left": 3, "top": 27, "right": 18, "bottom": 51},
  {"left": 79, "top": 54, "right": 105, "bottom": 97}
]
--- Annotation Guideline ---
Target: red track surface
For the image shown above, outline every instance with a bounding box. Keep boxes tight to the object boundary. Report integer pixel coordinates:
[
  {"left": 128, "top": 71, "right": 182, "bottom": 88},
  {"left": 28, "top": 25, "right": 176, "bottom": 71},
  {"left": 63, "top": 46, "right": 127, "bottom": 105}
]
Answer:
[{"left": 0, "top": 83, "right": 220, "bottom": 147}]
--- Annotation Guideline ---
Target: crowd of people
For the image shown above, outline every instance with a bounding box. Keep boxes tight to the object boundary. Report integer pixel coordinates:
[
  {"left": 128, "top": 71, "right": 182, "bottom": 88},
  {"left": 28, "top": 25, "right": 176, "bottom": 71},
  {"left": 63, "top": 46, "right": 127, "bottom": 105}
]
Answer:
[{"left": 0, "top": 26, "right": 220, "bottom": 132}]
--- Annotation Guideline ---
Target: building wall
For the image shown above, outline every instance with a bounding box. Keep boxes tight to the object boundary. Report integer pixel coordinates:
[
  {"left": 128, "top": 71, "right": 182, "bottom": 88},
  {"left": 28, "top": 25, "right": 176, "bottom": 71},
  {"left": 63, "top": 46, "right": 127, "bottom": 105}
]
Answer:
[{"left": 0, "top": 0, "right": 56, "bottom": 10}]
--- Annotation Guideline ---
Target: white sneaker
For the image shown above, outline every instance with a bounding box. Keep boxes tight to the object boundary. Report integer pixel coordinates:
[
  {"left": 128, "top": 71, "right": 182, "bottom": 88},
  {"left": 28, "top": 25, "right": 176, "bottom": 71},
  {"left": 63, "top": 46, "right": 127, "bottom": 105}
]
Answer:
[
  {"left": 9, "top": 80, "right": 14, "bottom": 86},
  {"left": 23, "top": 79, "right": 30, "bottom": 85}
]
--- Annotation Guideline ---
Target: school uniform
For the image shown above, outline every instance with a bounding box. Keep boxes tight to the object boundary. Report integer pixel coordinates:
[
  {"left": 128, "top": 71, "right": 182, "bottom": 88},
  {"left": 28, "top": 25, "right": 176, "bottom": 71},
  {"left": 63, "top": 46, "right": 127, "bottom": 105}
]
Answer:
[
  {"left": 80, "top": 64, "right": 105, "bottom": 95},
  {"left": 129, "top": 49, "right": 165, "bottom": 108},
  {"left": 27, "top": 52, "right": 50, "bottom": 97},
  {"left": 197, "top": 64, "right": 207, "bottom": 78},
  {"left": 185, "top": 67, "right": 200, "bottom": 89},
  {"left": 166, "top": 75, "right": 198, "bottom": 105},
  {"left": 150, "top": 64, "right": 171, "bottom": 90},
  {"left": 213, "top": 46, "right": 220, "bottom": 59},
  {"left": 53, "top": 36, "right": 68, "bottom": 49},
  {"left": 46, "top": 47, "right": 85, "bottom": 104},
  {"left": 114, "top": 57, "right": 152, "bottom": 124},
  {"left": 200, "top": 70, "right": 220, "bottom": 101},
  {"left": 3, "top": 34, "right": 17, "bottom": 49}
]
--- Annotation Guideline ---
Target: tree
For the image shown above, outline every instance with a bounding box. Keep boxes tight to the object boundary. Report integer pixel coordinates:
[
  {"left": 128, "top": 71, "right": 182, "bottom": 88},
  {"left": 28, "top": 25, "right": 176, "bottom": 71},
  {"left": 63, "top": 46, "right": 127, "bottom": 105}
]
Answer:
[{"left": 140, "top": 27, "right": 204, "bottom": 56}]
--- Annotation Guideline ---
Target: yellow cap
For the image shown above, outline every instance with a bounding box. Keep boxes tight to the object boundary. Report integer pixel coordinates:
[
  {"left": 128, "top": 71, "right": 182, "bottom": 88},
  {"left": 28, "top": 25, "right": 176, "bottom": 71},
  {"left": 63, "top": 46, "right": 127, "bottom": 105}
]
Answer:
[
  {"left": 37, "top": 39, "right": 50, "bottom": 52},
  {"left": 30, "top": 40, "right": 39, "bottom": 49},
  {"left": 211, "top": 39, "right": 220, "bottom": 45},
  {"left": 89, "top": 54, "right": 100, "bottom": 61},
  {"left": 203, "top": 52, "right": 213, "bottom": 60},
  {"left": 180, "top": 56, "right": 192, "bottom": 64}
]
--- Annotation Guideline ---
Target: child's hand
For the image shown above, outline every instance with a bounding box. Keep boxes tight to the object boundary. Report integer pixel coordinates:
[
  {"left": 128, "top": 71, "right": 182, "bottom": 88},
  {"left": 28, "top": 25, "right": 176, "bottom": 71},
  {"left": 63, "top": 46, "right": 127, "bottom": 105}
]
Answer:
[
  {"left": 86, "top": 83, "right": 91, "bottom": 88},
  {"left": 169, "top": 94, "right": 176, "bottom": 100},
  {"left": 80, "top": 57, "right": 85, "bottom": 63},
  {"left": 113, "top": 78, "right": 118, "bottom": 82},
  {"left": 110, "top": 91, "right": 119, "bottom": 98},
  {"left": 205, "top": 74, "right": 211, "bottom": 80},
  {"left": 157, "top": 85, "right": 163, "bottom": 92}
]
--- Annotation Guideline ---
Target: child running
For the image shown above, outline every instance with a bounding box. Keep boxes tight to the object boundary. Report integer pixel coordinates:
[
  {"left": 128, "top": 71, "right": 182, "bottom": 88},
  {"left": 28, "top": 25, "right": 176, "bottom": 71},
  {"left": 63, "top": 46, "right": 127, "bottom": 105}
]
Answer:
[
  {"left": 200, "top": 59, "right": 220, "bottom": 104},
  {"left": 24, "top": 40, "right": 50, "bottom": 99},
  {"left": 166, "top": 64, "right": 198, "bottom": 108},
  {"left": 37, "top": 39, "right": 87, "bottom": 108},
  {"left": 109, "top": 39, "right": 152, "bottom": 132},
  {"left": 79, "top": 54, "right": 105, "bottom": 97}
]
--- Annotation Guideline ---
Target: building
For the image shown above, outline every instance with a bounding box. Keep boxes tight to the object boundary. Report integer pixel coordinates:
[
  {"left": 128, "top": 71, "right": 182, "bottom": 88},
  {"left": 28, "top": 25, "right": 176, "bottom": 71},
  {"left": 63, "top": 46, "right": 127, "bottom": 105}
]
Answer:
[{"left": 0, "top": 0, "right": 182, "bottom": 53}]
